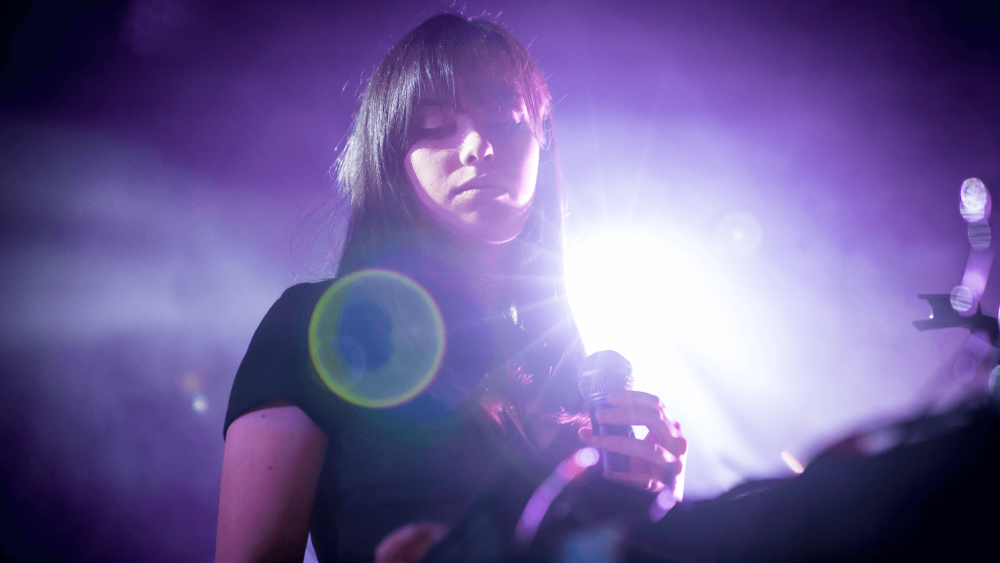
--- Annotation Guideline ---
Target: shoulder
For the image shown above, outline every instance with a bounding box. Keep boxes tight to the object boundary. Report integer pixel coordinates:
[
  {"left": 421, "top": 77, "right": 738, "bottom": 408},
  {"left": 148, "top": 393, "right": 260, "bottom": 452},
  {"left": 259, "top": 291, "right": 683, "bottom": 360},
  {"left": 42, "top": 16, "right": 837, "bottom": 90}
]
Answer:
[
  {"left": 237, "top": 278, "right": 339, "bottom": 379},
  {"left": 256, "top": 280, "right": 337, "bottom": 329},
  {"left": 225, "top": 279, "right": 338, "bottom": 438},
  {"left": 275, "top": 279, "right": 337, "bottom": 310}
]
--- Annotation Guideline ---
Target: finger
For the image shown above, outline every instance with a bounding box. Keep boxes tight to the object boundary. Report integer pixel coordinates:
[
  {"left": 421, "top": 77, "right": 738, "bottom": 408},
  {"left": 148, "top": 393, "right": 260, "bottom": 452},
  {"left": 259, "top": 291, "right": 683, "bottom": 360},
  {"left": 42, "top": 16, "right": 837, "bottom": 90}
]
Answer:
[
  {"left": 647, "top": 429, "right": 687, "bottom": 456},
  {"left": 603, "top": 391, "right": 680, "bottom": 432},
  {"left": 596, "top": 406, "right": 686, "bottom": 455},
  {"left": 591, "top": 435, "right": 682, "bottom": 471},
  {"left": 595, "top": 404, "right": 660, "bottom": 427},
  {"left": 607, "top": 390, "right": 661, "bottom": 409},
  {"left": 578, "top": 426, "right": 594, "bottom": 443},
  {"left": 604, "top": 471, "right": 667, "bottom": 492}
]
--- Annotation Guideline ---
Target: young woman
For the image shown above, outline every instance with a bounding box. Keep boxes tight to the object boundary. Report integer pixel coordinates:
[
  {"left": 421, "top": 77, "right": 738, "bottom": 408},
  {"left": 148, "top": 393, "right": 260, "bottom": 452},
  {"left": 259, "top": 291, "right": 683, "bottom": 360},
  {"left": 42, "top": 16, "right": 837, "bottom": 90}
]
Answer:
[{"left": 216, "top": 13, "right": 686, "bottom": 563}]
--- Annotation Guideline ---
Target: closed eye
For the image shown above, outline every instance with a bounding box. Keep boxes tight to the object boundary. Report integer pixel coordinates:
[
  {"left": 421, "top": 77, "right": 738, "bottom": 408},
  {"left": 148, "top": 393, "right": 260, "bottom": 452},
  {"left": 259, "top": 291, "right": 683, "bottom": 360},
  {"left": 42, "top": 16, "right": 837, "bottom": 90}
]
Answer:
[
  {"left": 411, "top": 102, "right": 461, "bottom": 141},
  {"left": 488, "top": 115, "right": 529, "bottom": 134},
  {"left": 413, "top": 126, "right": 453, "bottom": 139}
]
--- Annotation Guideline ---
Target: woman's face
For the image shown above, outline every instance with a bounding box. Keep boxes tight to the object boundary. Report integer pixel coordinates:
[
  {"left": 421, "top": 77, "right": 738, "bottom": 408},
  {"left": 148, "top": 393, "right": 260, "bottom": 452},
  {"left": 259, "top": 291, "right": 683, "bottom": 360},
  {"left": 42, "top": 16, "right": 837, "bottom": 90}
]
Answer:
[{"left": 404, "top": 94, "right": 540, "bottom": 244}]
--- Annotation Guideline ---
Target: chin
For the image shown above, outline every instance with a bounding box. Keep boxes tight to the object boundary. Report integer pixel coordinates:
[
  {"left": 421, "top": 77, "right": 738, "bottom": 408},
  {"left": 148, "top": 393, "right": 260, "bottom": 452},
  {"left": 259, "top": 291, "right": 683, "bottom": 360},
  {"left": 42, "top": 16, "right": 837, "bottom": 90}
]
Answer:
[
  {"left": 477, "top": 215, "right": 531, "bottom": 244},
  {"left": 458, "top": 224, "right": 522, "bottom": 245},
  {"left": 448, "top": 210, "right": 529, "bottom": 245}
]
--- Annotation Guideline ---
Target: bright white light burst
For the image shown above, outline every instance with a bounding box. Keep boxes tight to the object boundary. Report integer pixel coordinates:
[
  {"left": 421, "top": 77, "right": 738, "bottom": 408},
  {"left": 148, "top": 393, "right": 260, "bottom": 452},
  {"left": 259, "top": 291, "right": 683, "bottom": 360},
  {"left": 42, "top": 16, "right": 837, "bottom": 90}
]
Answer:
[
  {"left": 565, "top": 229, "right": 787, "bottom": 496},
  {"left": 565, "top": 231, "right": 747, "bottom": 387}
]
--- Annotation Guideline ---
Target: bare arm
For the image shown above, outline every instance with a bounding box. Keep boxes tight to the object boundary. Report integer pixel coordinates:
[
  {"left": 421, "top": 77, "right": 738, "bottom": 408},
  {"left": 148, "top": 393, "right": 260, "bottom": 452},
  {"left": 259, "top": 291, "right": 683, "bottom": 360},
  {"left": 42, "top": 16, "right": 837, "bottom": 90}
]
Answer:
[{"left": 216, "top": 404, "right": 328, "bottom": 563}]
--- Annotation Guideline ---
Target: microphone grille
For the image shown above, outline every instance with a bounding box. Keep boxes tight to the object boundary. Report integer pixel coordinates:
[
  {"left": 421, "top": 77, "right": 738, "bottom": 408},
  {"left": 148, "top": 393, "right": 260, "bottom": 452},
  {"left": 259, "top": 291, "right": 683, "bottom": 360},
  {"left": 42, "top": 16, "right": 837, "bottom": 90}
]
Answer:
[{"left": 577, "top": 350, "right": 634, "bottom": 398}]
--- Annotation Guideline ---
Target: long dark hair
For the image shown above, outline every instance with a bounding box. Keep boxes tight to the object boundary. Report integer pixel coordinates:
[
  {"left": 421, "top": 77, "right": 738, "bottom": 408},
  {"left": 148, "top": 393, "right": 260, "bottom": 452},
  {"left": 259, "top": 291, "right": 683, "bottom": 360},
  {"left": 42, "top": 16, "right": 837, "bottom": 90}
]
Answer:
[{"left": 334, "top": 13, "right": 583, "bottom": 412}]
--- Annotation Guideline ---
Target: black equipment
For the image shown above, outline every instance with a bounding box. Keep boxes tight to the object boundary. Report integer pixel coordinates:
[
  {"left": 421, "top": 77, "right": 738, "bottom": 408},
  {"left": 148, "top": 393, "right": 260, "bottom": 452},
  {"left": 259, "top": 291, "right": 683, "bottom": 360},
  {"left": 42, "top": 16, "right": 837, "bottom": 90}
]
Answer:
[
  {"left": 913, "top": 294, "right": 999, "bottom": 345},
  {"left": 422, "top": 397, "right": 1000, "bottom": 563}
]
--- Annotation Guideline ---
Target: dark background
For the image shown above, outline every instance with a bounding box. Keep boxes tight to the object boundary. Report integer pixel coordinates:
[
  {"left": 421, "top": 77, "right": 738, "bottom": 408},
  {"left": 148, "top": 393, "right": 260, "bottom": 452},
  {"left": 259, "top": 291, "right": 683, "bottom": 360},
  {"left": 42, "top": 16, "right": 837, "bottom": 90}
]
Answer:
[{"left": 2, "top": 0, "right": 998, "bottom": 561}]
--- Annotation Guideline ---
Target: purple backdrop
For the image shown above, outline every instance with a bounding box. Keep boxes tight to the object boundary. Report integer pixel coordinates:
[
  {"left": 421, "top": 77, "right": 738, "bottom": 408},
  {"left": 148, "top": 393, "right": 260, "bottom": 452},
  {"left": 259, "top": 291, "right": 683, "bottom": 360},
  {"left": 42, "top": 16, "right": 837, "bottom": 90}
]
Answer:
[{"left": 1, "top": 0, "right": 998, "bottom": 561}]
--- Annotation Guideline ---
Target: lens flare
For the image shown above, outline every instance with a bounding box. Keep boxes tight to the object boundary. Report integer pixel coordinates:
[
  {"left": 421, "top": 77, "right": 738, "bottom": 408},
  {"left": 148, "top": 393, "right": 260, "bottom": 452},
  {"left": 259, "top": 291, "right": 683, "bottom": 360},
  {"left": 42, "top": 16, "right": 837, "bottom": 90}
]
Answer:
[
  {"left": 968, "top": 221, "right": 991, "bottom": 250},
  {"left": 961, "top": 178, "right": 988, "bottom": 211},
  {"left": 780, "top": 451, "right": 804, "bottom": 474},
  {"left": 573, "top": 447, "right": 600, "bottom": 468},
  {"left": 960, "top": 178, "right": 990, "bottom": 222},
  {"left": 515, "top": 447, "right": 606, "bottom": 549},
  {"left": 950, "top": 285, "right": 974, "bottom": 313},
  {"left": 191, "top": 393, "right": 208, "bottom": 413},
  {"left": 309, "top": 269, "right": 445, "bottom": 408}
]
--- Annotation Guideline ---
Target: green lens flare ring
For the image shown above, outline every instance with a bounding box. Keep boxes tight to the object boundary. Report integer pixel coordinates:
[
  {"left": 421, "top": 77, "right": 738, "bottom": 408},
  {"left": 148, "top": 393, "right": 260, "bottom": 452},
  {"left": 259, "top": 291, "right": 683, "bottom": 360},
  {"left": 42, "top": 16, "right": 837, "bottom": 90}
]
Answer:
[{"left": 308, "top": 269, "right": 446, "bottom": 408}]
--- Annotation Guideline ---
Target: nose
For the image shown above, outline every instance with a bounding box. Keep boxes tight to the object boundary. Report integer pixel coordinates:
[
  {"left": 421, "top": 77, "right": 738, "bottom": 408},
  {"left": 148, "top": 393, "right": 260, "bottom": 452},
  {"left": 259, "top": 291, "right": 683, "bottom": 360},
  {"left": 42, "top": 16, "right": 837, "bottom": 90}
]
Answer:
[{"left": 459, "top": 127, "right": 494, "bottom": 166}]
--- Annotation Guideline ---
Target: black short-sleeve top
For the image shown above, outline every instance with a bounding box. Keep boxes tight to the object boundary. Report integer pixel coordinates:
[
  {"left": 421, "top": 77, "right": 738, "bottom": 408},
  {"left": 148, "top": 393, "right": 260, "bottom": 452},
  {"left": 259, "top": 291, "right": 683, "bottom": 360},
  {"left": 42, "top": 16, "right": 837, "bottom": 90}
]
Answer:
[{"left": 225, "top": 263, "right": 580, "bottom": 563}]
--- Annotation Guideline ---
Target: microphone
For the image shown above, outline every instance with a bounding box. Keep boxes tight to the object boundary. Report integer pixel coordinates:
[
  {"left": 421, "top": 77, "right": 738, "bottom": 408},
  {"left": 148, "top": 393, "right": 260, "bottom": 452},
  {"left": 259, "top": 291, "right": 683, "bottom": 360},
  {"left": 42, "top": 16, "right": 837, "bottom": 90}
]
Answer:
[{"left": 578, "top": 350, "right": 635, "bottom": 473}]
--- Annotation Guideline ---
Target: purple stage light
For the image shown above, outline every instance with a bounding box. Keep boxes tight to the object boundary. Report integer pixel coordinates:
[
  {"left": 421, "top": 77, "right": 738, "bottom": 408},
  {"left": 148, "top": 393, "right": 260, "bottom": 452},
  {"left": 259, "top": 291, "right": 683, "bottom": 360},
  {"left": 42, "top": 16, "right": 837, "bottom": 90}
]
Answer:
[
  {"left": 951, "top": 285, "right": 975, "bottom": 313},
  {"left": 2, "top": 1, "right": 998, "bottom": 560},
  {"left": 968, "top": 220, "right": 991, "bottom": 250},
  {"left": 960, "top": 178, "right": 989, "bottom": 222}
]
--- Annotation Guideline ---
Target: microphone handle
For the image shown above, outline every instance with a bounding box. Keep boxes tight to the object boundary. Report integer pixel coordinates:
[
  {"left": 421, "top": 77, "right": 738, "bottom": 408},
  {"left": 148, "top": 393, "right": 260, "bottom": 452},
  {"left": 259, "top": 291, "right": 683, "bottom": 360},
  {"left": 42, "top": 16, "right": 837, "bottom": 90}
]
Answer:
[{"left": 588, "top": 395, "right": 634, "bottom": 473}]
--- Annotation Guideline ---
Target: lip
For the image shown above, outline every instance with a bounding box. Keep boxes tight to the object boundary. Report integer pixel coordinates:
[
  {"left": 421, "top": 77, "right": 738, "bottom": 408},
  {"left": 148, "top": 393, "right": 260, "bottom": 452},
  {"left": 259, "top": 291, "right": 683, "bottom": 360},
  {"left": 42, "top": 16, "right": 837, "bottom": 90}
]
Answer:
[{"left": 451, "top": 183, "right": 507, "bottom": 197}]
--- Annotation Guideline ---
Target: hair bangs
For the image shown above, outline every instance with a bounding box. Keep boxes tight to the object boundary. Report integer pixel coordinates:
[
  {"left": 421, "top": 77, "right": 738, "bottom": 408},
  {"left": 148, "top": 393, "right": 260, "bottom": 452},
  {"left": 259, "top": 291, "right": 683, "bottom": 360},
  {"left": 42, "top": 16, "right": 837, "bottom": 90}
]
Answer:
[{"left": 399, "top": 15, "right": 551, "bottom": 148}]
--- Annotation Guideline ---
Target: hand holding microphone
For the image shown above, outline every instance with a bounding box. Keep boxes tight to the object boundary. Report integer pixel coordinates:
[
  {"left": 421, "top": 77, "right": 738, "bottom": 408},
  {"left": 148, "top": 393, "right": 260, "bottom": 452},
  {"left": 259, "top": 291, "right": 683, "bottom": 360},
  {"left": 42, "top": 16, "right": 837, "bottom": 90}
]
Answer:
[{"left": 578, "top": 351, "right": 687, "bottom": 498}]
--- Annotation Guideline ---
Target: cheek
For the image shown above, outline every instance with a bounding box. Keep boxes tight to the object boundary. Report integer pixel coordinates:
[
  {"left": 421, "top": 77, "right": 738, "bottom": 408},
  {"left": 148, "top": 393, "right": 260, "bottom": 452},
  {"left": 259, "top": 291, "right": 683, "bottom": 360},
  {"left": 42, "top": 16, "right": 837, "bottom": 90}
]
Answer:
[
  {"left": 405, "top": 148, "right": 450, "bottom": 201},
  {"left": 404, "top": 150, "right": 433, "bottom": 201}
]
